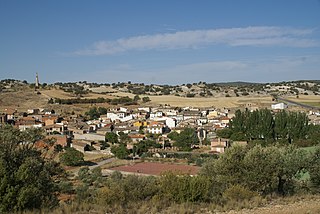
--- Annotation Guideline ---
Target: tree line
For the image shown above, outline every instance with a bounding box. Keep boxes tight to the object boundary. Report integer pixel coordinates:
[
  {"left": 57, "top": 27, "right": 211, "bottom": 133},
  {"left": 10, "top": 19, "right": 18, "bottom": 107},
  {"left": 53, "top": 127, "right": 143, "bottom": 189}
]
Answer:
[
  {"left": 217, "top": 109, "right": 320, "bottom": 146},
  {"left": 49, "top": 96, "right": 151, "bottom": 105}
]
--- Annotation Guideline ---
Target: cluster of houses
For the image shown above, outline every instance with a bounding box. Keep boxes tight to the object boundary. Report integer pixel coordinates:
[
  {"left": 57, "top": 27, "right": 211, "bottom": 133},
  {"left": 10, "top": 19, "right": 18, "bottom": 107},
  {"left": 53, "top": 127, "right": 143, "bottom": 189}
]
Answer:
[
  {"left": 0, "top": 105, "right": 236, "bottom": 154},
  {"left": 2, "top": 101, "right": 320, "bottom": 156}
]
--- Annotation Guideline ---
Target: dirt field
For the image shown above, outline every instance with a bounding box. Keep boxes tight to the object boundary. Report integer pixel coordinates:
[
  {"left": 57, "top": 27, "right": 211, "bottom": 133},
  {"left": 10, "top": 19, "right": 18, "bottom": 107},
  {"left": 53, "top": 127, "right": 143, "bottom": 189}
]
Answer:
[
  {"left": 1, "top": 87, "right": 274, "bottom": 112},
  {"left": 111, "top": 162, "right": 200, "bottom": 176},
  {"left": 0, "top": 89, "right": 48, "bottom": 111},
  {"left": 148, "top": 95, "right": 273, "bottom": 108}
]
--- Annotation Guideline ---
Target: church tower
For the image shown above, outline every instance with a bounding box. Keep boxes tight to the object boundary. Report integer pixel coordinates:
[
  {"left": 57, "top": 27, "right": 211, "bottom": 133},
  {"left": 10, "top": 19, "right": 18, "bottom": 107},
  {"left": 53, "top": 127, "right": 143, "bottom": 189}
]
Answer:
[{"left": 35, "top": 73, "right": 40, "bottom": 90}]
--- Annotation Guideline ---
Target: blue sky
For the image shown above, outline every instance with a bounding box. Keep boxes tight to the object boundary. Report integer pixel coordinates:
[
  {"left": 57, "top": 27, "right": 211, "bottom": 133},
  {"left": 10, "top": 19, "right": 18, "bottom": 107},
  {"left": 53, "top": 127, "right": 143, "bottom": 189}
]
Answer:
[{"left": 1, "top": 0, "right": 320, "bottom": 84}]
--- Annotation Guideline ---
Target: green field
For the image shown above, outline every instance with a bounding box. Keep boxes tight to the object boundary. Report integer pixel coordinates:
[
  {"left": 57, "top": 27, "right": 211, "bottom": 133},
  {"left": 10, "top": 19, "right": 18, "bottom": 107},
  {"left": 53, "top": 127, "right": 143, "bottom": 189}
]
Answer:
[{"left": 301, "top": 102, "right": 320, "bottom": 108}]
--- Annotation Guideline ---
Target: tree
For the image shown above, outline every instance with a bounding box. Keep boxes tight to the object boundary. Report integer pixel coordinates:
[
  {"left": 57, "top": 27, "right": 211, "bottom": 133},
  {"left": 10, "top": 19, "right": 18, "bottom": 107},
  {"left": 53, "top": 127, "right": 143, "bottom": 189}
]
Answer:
[
  {"left": 173, "top": 128, "right": 199, "bottom": 151},
  {"left": 0, "top": 125, "right": 64, "bottom": 212},
  {"left": 97, "top": 107, "right": 108, "bottom": 115},
  {"left": 118, "top": 132, "right": 132, "bottom": 144},
  {"left": 85, "top": 107, "right": 100, "bottom": 120},
  {"left": 59, "top": 147, "right": 84, "bottom": 166},
  {"left": 111, "top": 144, "right": 129, "bottom": 159},
  {"left": 201, "top": 144, "right": 308, "bottom": 196},
  {"left": 142, "top": 96, "right": 151, "bottom": 103},
  {"left": 105, "top": 132, "right": 119, "bottom": 144},
  {"left": 216, "top": 128, "right": 232, "bottom": 139},
  {"left": 133, "top": 95, "right": 141, "bottom": 102},
  {"left": 308, "top": 147, "right": 320, "bottom": 190}
]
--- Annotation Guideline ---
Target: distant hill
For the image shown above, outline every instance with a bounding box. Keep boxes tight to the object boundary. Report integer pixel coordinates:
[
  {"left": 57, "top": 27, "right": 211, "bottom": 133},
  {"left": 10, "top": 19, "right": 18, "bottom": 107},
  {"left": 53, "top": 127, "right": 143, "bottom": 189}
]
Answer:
[{"left": 215, "top": 81, "right": 261, "bottom": 86}]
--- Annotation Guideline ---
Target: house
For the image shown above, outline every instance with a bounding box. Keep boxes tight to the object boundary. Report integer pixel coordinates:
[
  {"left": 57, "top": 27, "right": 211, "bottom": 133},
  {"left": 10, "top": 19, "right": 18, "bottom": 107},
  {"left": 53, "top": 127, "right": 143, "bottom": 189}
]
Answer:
[
  {"left": 217, "top": 116, "right": 230, "bottom": 128},
  {"left": 197, "top": 118, "right": 208, "bottom": 126},
  {"left": 138, "top": 107, "right": 151, "bottom": 113},
  {"left": 128, "top": 134, "right": 146, "bottom": 143},
  {"left": 53, "top": 134, "right": 70, "bottom": 147},
  {"left": 99, "top": 114, "right": 111, "bottom": 122},
  {"left": 150, "top": 111, "right": 164, "bottom": 119},
  {"left": 4, "top": 108, "right": 17, "bottom": 120},
  {"left": 96, "top": 124, "right": 113, "bottom": 135},
  {"left": 271, "top": 102, "right": 288, "bottom": 110},
  {"left": 183, "top": 111, "right": 201, "bottom": 120},
  {"left": 147, "top": 125, "right": 164, "bottom": 134},
  {"left": 207, "top": 110, "right": 219, "bottom": 119},
  {"left": 133, "top": 120, "right": 148, "bottom": 127},
  {"left": 73, "top": 133, "right": 105, "bottom": 142},
  {"left": 43, "top": 124, "right": 65, "bottom": 135},
  {"left": 152, "top": 117, "right": 176, "bottom": 128},
  {"left": 0, "top": 114, "right": 7, "bottom": 123},
  {"left": 211, "top": 138, "right": 229, "bottom": 153},
  {"left": 42, "top": 115, "right": 59, "bottom": 126},
  {"left": 15, "top": 117, "right": 43, "bottom": 131},
  {"left": 72, "top": 141, "right": 88, "bottom": 152},
  {"left": 27, "top": 108, "right": 40, "bottom": 115}
]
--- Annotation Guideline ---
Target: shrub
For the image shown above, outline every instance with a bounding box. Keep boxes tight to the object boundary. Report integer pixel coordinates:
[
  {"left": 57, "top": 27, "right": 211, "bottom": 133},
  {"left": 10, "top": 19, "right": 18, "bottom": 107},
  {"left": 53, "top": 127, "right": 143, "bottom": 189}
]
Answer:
[
  {"left": 222, "top": 184, "right": 258, "bottom": 202},
  {"left": 59, "top": 147, "right": 84, "bottom": 166}
]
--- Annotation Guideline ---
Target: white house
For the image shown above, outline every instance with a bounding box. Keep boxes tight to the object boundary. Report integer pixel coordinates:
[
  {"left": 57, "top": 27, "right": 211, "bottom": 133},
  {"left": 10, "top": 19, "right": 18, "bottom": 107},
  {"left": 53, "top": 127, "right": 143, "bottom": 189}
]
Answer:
[
  {"left": 150, "top": 111, "right": 163, "bottom": 119},
  {"left": 271, "top": 103, "right": 288, "bottom": 110},
  {"left": 147, "top": 126, "right": 163, "bottom": 134}
]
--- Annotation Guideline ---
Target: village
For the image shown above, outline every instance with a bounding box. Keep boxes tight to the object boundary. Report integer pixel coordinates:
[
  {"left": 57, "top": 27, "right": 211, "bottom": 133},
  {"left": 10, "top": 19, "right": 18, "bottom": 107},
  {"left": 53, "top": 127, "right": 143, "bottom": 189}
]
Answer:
[{"left": 1, "top": 99, "right": 319, "bottom": 159}]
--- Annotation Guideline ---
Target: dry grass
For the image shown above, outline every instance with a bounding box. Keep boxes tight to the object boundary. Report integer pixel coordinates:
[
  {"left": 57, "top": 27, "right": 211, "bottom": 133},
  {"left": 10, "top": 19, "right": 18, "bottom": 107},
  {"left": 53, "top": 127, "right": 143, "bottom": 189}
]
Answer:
[
  {"left": 0, "top": 88, "right": 48, "bottom": 111},
  {"left": 1, "top": 86, "right": 274, "bottom": 112},
  {"left": 148, "top": 95, "right": 273, "bottom": 108},
  {"left": 216, "top": 194, "right": 320, "bottom": 214},
  {"left": 83, "top": 152, "right": 110, "bottom": 162},
  {"left": 286, "top": 95, "right": 320, "bottom": 102},
  {"left": 284, "top": 95, "right": 320, "bottom": 109},
  {"left": 99, "top": 159, "right": 132, "bottom": 169}
]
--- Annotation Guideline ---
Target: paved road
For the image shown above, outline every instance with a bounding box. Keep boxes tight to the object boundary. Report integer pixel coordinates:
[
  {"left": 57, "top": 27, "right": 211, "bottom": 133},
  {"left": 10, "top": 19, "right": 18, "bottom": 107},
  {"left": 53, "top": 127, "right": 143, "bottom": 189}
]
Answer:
[
  {"left": 277, "top": 97, "right": 320, "bottom": 110},
  {"left": 89, "top": 157, "right": 116, "bottom": 170}
]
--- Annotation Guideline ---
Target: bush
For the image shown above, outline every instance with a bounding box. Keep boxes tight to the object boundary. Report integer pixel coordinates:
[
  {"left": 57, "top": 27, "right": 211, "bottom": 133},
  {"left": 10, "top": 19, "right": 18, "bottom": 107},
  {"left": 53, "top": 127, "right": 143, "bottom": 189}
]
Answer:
[
  {"left": 222, "top": 184, "right": 258, "bottom": 202},
  {"left": 59, "top": 181, "right": 74, "bottom": 194},
  {"left": 59, "top": 147, "right": 84, "bottom": 166}
]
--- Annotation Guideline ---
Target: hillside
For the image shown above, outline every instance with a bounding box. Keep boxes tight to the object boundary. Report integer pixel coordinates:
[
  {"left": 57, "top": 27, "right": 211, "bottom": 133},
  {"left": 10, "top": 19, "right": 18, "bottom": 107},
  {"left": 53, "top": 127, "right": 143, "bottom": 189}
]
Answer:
[{"left": 1, "top": 79, "right": 320, "bottom": 112}]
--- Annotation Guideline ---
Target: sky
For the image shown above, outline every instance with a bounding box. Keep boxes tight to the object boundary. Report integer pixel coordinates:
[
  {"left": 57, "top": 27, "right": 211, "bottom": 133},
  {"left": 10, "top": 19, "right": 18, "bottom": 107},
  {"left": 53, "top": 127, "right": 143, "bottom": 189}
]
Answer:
[{"left": 1, "top": 0, "right": 320, "bottom": 85}]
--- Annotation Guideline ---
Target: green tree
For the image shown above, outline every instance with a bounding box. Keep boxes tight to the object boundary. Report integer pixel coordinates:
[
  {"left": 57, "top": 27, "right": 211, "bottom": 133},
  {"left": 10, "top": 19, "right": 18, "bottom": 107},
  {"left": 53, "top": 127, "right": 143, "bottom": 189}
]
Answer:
[
  {"left": 308, "top": 147, "right": 320, "bottom": 190},
  {"left": 111, "top": 144, "right": 129, "bottom": 159},
  {"left": 0, "top": 125, "right": 64, "bottom": 212},
  {"left": 173, "top": 128, "right": 199, "bottom": 151},
  {"left": 142, "top": 96, "right": 151, "bottom": 103},
  {"left": 158, "top": 172, "right": 212, "bottom": 203},
  {"left": 216, "top": 128, "right": 232, "bottom": 139},
  {"left": 97, "top": 107, "right": 108, "bottom": 115},
  {"left": 118, "top": 132, "right": 132, "bottom": 144},
  {"left": 59, "top": 147, "right": 84, "bottom": 166},
  {"left": 201, "top": 144, "right": 308, "bottom": 195},
  {"left": 105, "top": 132, "right": 119, "bottom": 144},
  {"left": 133, "top": 95, "right": 141, "bottom": 102},
  {"left": 85, "top": 107, "right": 100, "bottom": 120}
]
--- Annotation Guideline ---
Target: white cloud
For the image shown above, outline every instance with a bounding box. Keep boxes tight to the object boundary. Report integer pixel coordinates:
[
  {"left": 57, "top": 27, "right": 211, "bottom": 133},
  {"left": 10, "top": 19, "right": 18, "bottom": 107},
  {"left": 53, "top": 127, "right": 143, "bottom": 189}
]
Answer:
[{"left": 73, "top": 26, "right": 318, "bottom": 55}]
